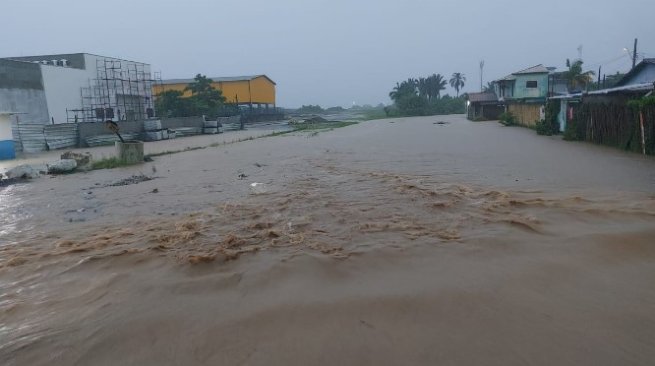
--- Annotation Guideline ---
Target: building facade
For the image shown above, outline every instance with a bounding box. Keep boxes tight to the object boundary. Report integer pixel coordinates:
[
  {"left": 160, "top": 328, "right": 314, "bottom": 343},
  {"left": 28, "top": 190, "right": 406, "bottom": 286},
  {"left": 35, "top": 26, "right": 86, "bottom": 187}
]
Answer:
[
  {"left": 494, "top": 65, "right": 550, "bottom": 127},
  {"left": 0, "top": 53, "right": 154, "bottom": 124},
  {"left": 153, "top": 75, "right": 276, "bottom": 108}
]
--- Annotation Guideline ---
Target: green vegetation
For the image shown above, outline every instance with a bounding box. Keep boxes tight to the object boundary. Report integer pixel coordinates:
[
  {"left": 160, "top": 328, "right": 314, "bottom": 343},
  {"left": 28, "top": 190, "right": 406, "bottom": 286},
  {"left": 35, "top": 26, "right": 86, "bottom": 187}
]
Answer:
[
  {"left": 483, "top": 82, "right": 495, "bottom": 93},
  {"left": 91, "top": 157, "right": 139, "bottom": 170},
  {"left": 589, "top": 71, "right": 625, "bottom": 90},
  {"left": 325, "top": 106, "right": 346, "bottom": 113},
  {"left": 564, "top": 59, "right": 595, "bottom": 91},
  {"left": 449, "top": 73, "right": 466, "bottom": 97},
  {"left": 536, "top": 100, "right": 562, "bottom": 135},
  {"left": 563, "top": 117, "right": 579, "bottom": 141},
  {"left": 498, "top": 111, "right": 517, "bottom": 126},
  {"left": 296, "top": 105, "right": 325, "bottom": 114},
  {"left": 155, "top": 74, "right": 229, "bottom": 118},
  {"left": 387, "top": 74, "right": 466, "bottom": 117},
  {"left": 360, "top": 108, "right": 389, "bottom": 120}
]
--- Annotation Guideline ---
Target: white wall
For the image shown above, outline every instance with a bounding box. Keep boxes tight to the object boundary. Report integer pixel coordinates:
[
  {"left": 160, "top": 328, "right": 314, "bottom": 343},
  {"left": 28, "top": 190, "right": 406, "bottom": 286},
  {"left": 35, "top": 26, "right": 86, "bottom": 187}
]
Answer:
[
  {"left": 40, "top": 65, "right": 90, "bottom": 124},
  {"left": 0, "top": 114, "right": 13, "bottom": 141},
  {"left": 39, "top": 54, "right": 152, "bottom": 124},
  {"left": 623, "top": 64, "right": 655, "bottom": 86}
]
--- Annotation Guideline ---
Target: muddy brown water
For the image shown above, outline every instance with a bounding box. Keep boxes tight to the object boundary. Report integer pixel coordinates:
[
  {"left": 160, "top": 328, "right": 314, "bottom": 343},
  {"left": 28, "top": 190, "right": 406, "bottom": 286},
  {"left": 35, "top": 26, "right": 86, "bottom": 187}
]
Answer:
[{"left": 1, "top": 115, "right": 655, "bottom": 365}]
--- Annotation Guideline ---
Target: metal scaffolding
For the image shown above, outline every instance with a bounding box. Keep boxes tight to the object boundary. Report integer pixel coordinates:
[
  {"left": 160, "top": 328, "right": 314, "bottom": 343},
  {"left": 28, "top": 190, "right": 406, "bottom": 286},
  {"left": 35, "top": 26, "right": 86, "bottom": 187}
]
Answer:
[{"left": 67, "top": 58, "right": 159, "bottom": 123}]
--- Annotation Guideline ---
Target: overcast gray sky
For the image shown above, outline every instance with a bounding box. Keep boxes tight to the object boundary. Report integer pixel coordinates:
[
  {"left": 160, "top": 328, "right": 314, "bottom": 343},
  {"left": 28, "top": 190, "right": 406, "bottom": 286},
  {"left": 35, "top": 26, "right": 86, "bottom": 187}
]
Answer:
[{"left": 2, "top": 0, "right": 654, "bottom": 108}]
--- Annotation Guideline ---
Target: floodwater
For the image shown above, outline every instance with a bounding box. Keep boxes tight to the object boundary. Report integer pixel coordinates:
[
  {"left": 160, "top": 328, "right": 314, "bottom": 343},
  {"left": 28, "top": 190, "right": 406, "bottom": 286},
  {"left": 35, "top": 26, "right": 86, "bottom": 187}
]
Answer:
[{"left": 1, "top": 115, "right": 654, "bottom": 365}]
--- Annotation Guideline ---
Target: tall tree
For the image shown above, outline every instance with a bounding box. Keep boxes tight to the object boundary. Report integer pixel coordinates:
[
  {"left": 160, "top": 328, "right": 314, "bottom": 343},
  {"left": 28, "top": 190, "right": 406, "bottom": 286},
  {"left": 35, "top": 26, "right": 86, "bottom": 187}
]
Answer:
[
  {"left": 427, "top": 73, "right": 448, "bottom": 100},
  {"left": 565, "top": 59, "right": 595, "bottom": 91},
  {"left": 155, "top": 90, "right": 189, "bottom": 118},
  {"left": 483, "top": 81, "right": 495, "bottom": 93},
  {"left": 449, "top": 72, "right": 466, "bottom": 97},
  {"left": 417, "top": 77, "right": 430, "bottom": 101},
  {"left": 389, "top": 79, "right": 418, "bottom": 102},
  {"left": 185, "top": 74, "right": 227, "bottom": 116}
]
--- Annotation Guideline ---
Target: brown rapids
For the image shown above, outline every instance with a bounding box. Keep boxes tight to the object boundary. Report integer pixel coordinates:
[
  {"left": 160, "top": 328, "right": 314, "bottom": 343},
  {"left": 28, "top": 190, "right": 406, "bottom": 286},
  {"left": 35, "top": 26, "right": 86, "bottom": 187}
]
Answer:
[{"left": 1, "top": 115, "right": 655, "bottom": 365}]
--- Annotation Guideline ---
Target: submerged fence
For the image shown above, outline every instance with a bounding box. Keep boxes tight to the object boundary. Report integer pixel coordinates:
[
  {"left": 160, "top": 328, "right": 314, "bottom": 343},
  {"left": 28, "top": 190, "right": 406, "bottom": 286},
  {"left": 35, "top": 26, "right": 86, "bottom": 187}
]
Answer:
[
  {"left": 568, "top": 103, "right": 655, "bottom": 155},
  {"left": 11, "top": 122, "right": 79, "bottom": 153}
]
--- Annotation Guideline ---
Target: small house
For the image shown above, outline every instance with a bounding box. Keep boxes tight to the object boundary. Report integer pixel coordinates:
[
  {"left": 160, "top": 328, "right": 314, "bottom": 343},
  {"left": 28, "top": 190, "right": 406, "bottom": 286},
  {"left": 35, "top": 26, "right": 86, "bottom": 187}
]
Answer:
[
  {"left": 466, "top": 92, "right": 503, "bottom": 120},
  {"left": 495, "top": 65, "right": 551, "bottom": 127}
]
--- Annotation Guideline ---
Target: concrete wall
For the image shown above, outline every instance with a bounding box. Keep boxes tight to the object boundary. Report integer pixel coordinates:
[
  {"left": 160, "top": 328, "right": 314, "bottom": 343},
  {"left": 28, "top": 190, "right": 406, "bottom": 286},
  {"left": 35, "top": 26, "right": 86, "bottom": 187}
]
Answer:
[
  {"left": 77, "top": 116, "right": 204, "bottom": 146},
  {"left": 41, "top": 65, "right": 89, "bottom": 124},
  {"left": 78, "top": 120, "right": 144, "bottom": 144},
  {"left": 0, "top": 59, "right": 49, "bottom": 123},
  {"left": 6, "top": 53, "right": 87, "bottom": 69},
  {"left": 513, "top": 73, "right": 549, "bottom": 99}
]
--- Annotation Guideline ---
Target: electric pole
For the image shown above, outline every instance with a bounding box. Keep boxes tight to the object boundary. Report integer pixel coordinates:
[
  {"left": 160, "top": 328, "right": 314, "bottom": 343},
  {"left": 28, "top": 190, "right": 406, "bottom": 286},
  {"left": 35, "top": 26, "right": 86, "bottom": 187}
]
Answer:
[
  {"left": 632, "top": 38, "right": 638, "bottom": 69},
  {"left": 480, "top": 60, "right": 485, "bottom": 92}
]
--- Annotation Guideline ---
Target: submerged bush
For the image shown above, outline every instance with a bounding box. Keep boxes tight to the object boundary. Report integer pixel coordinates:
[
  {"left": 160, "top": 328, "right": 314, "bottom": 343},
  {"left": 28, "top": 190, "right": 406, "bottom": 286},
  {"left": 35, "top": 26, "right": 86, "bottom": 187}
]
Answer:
[{"left": 498, "top": 111, "right": 516, "bottom": 126}]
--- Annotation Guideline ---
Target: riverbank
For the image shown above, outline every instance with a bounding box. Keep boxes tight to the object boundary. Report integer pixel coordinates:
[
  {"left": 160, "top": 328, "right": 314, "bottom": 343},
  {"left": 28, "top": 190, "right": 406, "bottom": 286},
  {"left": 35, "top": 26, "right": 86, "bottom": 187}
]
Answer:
[{"left": 1, "top": 115, "right": 654, "bottom": 365}]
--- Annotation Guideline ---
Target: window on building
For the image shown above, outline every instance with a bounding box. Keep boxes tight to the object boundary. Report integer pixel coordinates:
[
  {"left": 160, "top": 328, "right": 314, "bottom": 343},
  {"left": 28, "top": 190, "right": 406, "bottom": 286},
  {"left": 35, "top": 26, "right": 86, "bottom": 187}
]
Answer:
[{"left": 526, "top": 81, "right": 538, "bottom": 88}]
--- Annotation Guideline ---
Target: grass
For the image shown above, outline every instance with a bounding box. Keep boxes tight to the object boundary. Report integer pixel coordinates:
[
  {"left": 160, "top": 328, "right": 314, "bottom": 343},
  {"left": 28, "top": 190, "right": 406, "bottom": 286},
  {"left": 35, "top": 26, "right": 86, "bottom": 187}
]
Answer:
[
  {"left": 91, "top": 157, "right": 139, "bottom": 170},
  {"left": 357, "top": 110, "right": 390, "bottom": 121}
]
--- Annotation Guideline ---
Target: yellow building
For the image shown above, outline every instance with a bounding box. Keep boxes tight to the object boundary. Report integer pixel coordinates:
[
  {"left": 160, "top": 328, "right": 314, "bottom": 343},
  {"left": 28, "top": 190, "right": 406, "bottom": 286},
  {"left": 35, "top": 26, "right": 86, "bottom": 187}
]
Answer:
[{"left": 153, "top": 75, "right": 276, "bottom": 107}]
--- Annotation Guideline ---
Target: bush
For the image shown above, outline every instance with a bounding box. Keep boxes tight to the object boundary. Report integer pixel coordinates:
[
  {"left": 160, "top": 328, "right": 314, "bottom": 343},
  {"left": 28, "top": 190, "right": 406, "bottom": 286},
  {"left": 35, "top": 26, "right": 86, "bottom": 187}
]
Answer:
[
  {"left": 535, "top": 119, "right": 553, "bottom": 135},
  {"left": 563, "top": 118, "right": 578, "bottom": 140},
  {"left": 396, "top": 95, "right": 429, "bottom": 116},
  {"left": 498, "top": 111, "right": 516, "bottom": 126}
]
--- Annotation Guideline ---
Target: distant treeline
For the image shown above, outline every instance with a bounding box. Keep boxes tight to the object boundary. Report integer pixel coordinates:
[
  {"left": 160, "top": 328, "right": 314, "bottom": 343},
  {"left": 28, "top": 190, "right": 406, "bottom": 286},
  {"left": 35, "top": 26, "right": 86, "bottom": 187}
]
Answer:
[{"left": 386, "top": 73, "right": 467, "bottom": 116}]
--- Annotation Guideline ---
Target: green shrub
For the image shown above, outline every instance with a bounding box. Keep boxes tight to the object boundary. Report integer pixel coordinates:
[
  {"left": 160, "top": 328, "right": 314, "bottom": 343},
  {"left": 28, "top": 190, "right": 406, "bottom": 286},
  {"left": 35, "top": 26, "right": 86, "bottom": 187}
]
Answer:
[
  {"left": 535, "top": 119, "right": 553, "bottom": 135},
  {"left": 498, "top": 111, "right": 516, "bottom": 126},
  {"left": 563, "top": 117, "right": 580, "bottom": 141}
]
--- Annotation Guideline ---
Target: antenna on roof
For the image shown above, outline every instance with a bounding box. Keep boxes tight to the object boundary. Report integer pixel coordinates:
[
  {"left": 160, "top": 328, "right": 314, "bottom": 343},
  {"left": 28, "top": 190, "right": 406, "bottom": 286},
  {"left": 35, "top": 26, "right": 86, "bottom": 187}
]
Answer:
[
  {"left": 577, "top": 45, "right": 583, "bottom": 61},
  {"left": 480, "top": 60, "right": 485, "bottom": 92}
]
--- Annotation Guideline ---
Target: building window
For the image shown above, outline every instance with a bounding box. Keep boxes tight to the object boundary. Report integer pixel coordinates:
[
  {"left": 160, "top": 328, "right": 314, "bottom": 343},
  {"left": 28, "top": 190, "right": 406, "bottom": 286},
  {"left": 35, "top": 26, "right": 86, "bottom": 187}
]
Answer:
[{"left": 526, "top": 81, "right": 538, "bottom": 88}]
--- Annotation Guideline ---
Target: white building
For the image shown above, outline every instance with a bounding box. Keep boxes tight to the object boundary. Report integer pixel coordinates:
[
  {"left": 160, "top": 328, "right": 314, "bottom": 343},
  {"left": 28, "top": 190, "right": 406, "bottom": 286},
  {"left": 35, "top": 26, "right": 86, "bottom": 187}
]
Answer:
[{"left": 0, "top": 53, "right": 155, "bottom": 124}]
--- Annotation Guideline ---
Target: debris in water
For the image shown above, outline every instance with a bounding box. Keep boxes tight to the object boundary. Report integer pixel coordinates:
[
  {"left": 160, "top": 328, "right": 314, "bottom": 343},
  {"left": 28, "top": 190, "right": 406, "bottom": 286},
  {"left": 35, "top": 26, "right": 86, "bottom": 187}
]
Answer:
[
  {"left": 105, "top": 175, "right": 154, "bottom": 187},
  {"left": 250, "top": 182, "right": 268, "bottom": 194}
]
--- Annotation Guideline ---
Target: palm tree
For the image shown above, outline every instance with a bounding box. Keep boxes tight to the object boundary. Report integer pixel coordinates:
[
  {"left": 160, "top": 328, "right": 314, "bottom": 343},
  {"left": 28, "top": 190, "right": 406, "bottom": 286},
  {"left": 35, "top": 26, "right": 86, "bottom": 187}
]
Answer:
[
  {"left": 389, "top": 82, "right": 403, "bottom": 102},
  {"left": 417, "top": 77, "right": 429, "bottom": 101},
  {"left": 449, "top": 73, "right": 466, "bottom": 97},
  {"left": 389, "top": 79, "right": 418, "bottom": 103},
  {"left": 565, "top": 59, "right": 595, "bottom": 91},
  {"left": 483, "top": 82, "right": 495, "bottom": 93},
  {"left": 428, "top": 73, "right": 448, "bottom": 100}
]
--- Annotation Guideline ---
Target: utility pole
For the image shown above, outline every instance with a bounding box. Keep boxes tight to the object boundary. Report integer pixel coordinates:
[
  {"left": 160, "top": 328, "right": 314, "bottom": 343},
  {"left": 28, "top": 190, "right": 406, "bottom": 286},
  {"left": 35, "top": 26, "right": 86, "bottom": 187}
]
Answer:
[
  {"left": 632, "top": 38, "right": 638, "bottom": 69},
  {"left": 597, "top": 66, "right": 601, "bottom": 89},
  {"left": 480, "top": 60, "right": 485, "bottom": 92}
]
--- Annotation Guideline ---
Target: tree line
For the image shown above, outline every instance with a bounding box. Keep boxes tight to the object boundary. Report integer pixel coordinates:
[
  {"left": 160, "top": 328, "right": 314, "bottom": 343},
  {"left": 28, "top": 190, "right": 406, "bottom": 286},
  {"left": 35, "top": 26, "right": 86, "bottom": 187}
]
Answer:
[{"left": 386, "top": 73, "right": 467, "bottom": 116}]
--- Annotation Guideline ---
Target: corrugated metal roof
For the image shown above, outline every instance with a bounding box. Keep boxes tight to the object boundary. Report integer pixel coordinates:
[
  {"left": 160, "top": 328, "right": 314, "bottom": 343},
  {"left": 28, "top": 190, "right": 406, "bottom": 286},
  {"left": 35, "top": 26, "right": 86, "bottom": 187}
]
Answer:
[
  {"left": 585, "top": 82, "right": 654, "bottom": 95},
  {"left": 494, "top": 64, "right": 551, "bottom": 83},
  {"left": 513, "top": 64, "right": 550, "bottom": 74},
  {"left": 468, "top": 92, "right": 498, "bottom": 103},
  {"left": 161, "top": 75, "right": 276, "bottom": 85},
  {"left": 548, "top": 93, "right": 583, "bottom": 100},
  {"left": 498, "top": 74, "right": 517, "bottom": 81},
  {"left": 615, "top": 58, "right": 655, "bottom": 87}
]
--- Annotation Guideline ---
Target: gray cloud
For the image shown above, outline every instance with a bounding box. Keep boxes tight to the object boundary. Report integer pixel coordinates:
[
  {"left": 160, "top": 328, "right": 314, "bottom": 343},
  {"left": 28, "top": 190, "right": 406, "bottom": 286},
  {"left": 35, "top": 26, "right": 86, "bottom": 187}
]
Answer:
[{"left": 2, "top": 0, "right": 653, "bottom": 107}]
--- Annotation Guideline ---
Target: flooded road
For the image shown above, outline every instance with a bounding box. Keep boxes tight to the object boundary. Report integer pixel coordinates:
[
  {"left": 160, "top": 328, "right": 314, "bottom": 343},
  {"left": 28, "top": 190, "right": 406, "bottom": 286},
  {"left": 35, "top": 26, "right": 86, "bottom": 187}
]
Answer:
[{"left": 1, "top": 115, "right": 655, "bottom": 365}]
